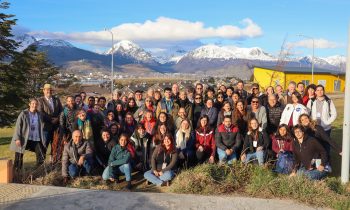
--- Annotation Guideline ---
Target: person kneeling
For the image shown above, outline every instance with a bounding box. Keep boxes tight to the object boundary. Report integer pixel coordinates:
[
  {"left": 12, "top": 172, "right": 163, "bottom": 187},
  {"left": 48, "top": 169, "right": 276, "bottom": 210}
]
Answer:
[
  {"left": 62, "top": 130, "right": 94, "bottom": 183},
  {"left": 241, "top": 118, "right": 270, "bottom": 166},
  {"left": 290, "top": 125, "right": 328, "bottom": 180},
  {"left": 102, "top": 134, "right": 133, "bottom": 190},
  {"left": 144, "top": 134, "right": 178, "bottom": 186}
]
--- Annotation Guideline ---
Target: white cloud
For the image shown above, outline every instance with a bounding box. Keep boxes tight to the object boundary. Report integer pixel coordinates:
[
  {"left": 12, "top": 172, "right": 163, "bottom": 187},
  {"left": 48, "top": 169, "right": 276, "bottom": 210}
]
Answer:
[
  {"left": 29, "top": 17, "right": 262, "bottom": 47},
  {"left": 287, "top": 38, "right": 343, "bottom": 49}
]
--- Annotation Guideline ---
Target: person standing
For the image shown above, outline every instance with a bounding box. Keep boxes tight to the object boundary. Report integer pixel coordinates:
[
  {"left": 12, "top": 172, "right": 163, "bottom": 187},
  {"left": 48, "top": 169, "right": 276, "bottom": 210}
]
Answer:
[
  {"left": 37, "top": 84, "right": 62, "bottom": 162},
  {"left": 11, "top": 99, "right": 47, "bottom": 170}
]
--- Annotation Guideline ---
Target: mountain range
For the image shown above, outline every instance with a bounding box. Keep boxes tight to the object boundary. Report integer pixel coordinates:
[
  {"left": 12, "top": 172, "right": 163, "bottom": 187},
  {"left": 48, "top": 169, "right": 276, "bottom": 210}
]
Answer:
[{"left": 14, "top": 34, "right": 346, "bottom": 79}]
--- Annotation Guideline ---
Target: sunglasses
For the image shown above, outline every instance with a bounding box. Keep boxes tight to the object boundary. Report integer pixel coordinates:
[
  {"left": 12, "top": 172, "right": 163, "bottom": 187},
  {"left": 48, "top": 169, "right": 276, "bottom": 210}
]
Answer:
[
  {"left": 252, "top": 88, "right": 258, "bottom": 90},
  {"left": 252, "top": 101, "right": 259, "bottom": 103},
  {"left": 195, "top": 97, "right": 201, "bottom": 99}
]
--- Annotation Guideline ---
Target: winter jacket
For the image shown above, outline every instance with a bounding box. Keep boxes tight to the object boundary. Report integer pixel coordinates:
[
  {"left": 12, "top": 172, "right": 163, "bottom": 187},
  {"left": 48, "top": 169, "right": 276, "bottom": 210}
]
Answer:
[
  {"left": 130, "top": 131, "right": 152, "bottom": 163},
  {"left": 192, "top": 103, "right": 204, "bottom": 128},
  {"left": 243, "top": 128, "right": 270, "bottom": 154},
  {"left": 133, "top": 105, "right": 155, "bottom": 122},
  {"left": 10, "top": 110, "right": 46, "bottom": 154},
  {"left": 247, "top": 106, "right": 268, "bottom": 130},
  {"left": 95, "top": 138, "right": 117, "bottom": 166},
  {"left": 280, "top": 103, "right": 308, "bottom": 126},
  {"left": 217, "top": 110, "right": 234, "bottom": 127},
  {"left": 156, "top": 98, "right": 179, "bottom": 121},
  {"left": 266, "top": 103, "right": 284, "bottom": 134},
  {"left": 200, "top": 106, "right": 218, "bottom": 128},
  {"left": 37, "top": 96, "right": 62, "bottom": 131},
  {"left": 108, "top": 144, "right": 131, "bottom": 167},
  {"left": 175, "top": 130, "right": 196, "bottom": 155},
  {"left": 292, "top": 135, "right": 328, "bottom": 171},
  {"left": 151, "top": 145, "right": 178, "bottom": 172},
  {"left": 195, "top": 128, "right": 216, "bottom": 157},
  {"left": 305, "top": 125, "right": 342, "bottom": 154},
  {"left": 215, "top": 124, "right": 242, "bottom": 152},
  {"left": 307, "top": 97, "right": 337, "bottom": 131},
  {"left": 62, "top": 140, "right": 93, "bottom": 177}
]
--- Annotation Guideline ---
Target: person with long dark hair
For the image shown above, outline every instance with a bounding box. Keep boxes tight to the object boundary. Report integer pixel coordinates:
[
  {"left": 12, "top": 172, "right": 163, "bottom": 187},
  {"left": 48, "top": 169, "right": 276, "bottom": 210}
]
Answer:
[
  {"left": 302, "top": 84, "right": 316, "bottom": 106},
  {"left": 217, "top": 101, "right": 233, "bottom": 126},
  {"left": 232, "top": 99, "right": 249, "bottom": 137},
  {"left": 192, "top": 94, "right": 204, "bottom": 129},
  {"left": 280, "top": 92, "right": 307, "bottom": 127},
  {"left": 195, "top": 115, "right": 215, "bottom": 164},
  {"left": 175, "top": 119, "right": 195, "bottom": 167},
  {"left": 144, "top": 134, "right": 178, "bottom": 186}
]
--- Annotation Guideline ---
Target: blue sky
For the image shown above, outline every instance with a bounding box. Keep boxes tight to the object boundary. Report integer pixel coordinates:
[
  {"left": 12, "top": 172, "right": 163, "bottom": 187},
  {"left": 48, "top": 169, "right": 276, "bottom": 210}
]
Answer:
[{"left": 8, "top": 0, "right": 350, "bottom": 57}]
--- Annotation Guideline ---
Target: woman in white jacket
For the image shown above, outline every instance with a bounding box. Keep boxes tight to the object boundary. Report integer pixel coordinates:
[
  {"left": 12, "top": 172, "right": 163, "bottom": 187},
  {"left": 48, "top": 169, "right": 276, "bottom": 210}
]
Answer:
[{"left": 280, "top": 92, "right": 308, "bottom": 127}]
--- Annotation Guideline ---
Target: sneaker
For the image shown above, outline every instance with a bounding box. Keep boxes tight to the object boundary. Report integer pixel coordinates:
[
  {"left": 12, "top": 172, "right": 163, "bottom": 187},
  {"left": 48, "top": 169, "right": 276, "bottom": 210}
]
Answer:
[{"left": 325, "top": 165, "right": 332, "bottom": 173}]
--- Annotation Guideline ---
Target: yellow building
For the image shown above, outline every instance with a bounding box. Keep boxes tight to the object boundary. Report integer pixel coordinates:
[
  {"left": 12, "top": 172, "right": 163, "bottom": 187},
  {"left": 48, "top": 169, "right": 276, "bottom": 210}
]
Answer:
[{"left": 253, "top": 66, "right": 345, "bottom": 93}]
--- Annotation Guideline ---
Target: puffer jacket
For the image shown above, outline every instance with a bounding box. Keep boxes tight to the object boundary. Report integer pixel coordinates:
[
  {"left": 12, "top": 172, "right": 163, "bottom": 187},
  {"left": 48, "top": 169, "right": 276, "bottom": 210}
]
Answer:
[{"left": 215, "top": 124, "right": 242, "bottom": 152}]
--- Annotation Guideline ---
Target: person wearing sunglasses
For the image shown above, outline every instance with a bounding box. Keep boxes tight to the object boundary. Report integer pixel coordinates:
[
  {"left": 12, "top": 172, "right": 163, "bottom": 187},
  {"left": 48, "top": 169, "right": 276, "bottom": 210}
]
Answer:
[
  {"left": 193, "top": 94, "right": 204, "bottom": 129},
  {"left": 248, "top": 96, "right": 267, "bottom": 130}
]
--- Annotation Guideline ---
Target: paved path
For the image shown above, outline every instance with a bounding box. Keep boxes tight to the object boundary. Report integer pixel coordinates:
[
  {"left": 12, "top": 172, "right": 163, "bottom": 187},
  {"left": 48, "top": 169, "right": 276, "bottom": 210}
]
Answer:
[{"left": 0, "top": 184, "right": 327, "bottom": 210}]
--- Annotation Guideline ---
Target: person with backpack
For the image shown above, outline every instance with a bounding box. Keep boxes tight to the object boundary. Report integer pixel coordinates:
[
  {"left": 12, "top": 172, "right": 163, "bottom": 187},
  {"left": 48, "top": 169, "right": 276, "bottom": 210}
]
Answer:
[
  {"left": 271, "top": 124, "right": 294, "bottom": 174},
  {"left": 306, "top": 85, "right": 337, "bottom": 137}
]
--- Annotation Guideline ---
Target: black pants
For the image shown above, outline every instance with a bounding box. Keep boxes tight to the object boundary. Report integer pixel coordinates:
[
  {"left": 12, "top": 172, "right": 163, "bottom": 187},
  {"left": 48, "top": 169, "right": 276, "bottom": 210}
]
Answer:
[
  {"left": 14, "top": 140, "right": 46, "bottom": 170},
  {"left": 196, "top": 150, "right": 210, "bottom": 164}
]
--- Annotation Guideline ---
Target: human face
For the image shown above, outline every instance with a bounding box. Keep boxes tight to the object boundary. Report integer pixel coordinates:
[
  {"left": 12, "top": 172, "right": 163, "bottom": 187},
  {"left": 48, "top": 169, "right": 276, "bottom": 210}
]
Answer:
[
  {"left": 128, "top": 100, "right": 135, "bottom": 107},
  {"left": 232, "top": 94, "right": 239, "bottom": 103},
  {"left": 266, "top": 87, "right": 274, "bottom": 95},
  {"left": 101, "top": 132, "right": 110, "bottom": 142},
  {"left": 159, "top": 125, "right": 167, "bottom": 134},
  {"left": 294, "top": 129, "right": 304, "bottom": 140},
  {"left": 268, "top": 96, "right": 277, "bottom": 107},
  {"left": 196, "top": 85, "right": 203, "bottom": 94},
  {"left": 291, "top": 94, "right": 299, "bottom": 104},
  {"left": 138, "top": 128, "right": 146, "bottom": 136},
  {"left": 163, "top": 136, "right": 171, "bottom": 147},
  {"left": 226, "top": 89, "right": 233, "bottom": 97},
  {"left": 172, "top": 84, "right": 179, "bottom": 95},
  {"left": 181, "top": 120, "right": 190, "bottom": 130},
  {"left": 147, "top": 89, "right": 154, "bottom": 98},
  {"left": 179, "top": 91, "right": 187, "bottom": 100},
  {"left": 29, "top": 100, "right": 38, "bottom": 112},
  {"left": 145, "top": 98, "right": 152, "bottom": 106},
  {"left": 178, "top": 108, "right": 186, "bottom": 119},
  {"left": 78, "top": 111, "right": 87, "bottom": 121},
  {"left": 135, "top": 92, "right": 142, "bottom": 100},
  {"left": 251, "top": 99, "right": 259, "bottom": 108},
  {"left": 116, "top": 104, "right": 123, "bottom": 111},
  {"left": 99, "top": 99, "right": 106, "bottom": 108},
  {"left": 252, "top": 86, "right": 259, "bottom": 94},
  {"left": 122, "top": 96, "right": 128, "bottom": 103},
  {"left": 206, "top": 100, "right": 213, "bottom": 108},
  {"left": 315, "top": 87, "right": 324, "bottom": 98},
  {"left": 145, "top": 112, "right": 152, "bottom": 120},
  {"left": 236, "top": 102, "right": 244, "bottom": 112},
  {"left": 217, "top": 95, "right": 224, "bottom": 102},
  {"left": 207, "top": 91, "right": 214, "bottom": 98},
  {"left": 159, "top": 113, "right": 167, "bottom": 122},
  {"left": 288, "top": 84, "right": 296, "bottom": 93},
  {"left": 223, "top": 103, "right": 231, "bottom": 112},
  {"left": 154, "top": 92, "right": 161, "bottom": 100},
  {"left": 297, "top": 84, "right": 305, "bottom": 93},
  {"left": 300, "top": 115, "right": 310, "bottom": 127},
  {"left": 200, "top": 117, "right": 208, "bottom": 127},
  {"left": 220, "top": 86, "right": 226, "bottom": 93},
  {"left": 43, "top": 88, "right": 52, "bottom": 98},
  {"left": 275, "top": 86, "right": 283, "bottom": 94},
  {"left": 107, "top": 112, "right": 114, "bottom": 121},
  {"left": 308, "top": 88, "right": 315, "bottom": 97},
  {"left": 237, "top": 82, "right": 244, "bottom": 90},
  {"left": 72, "top": 131, "right": 82, "bottom": 145},
  {"left": 88, "top": 98, "right": 95, "bottom": 107},
  {"left": 93, "top": 105, "right": 100, "bottom": 113},
  {"left": 75, "top": 96, "right": 82, "bottom": 105},
  {"left": 194, "top": 95, "right": 202, "bottom": 103},
  {"left": 80, "top": 93, "right": 86, "bottom": 101},
  {"left": 223, "top": 118, "right": 232, "bottom": 127},
  {"left": 66, "top": 97, "right": 74, "bottom": 108},
  {"left": 250, "top": 119, "right": 259, "bottom": 130},
  {"left": 110, "top": 125, "right": 118, "bottom": 134},
  {"left": 125, "top": 115, "right": 133, "bottom": 123},
  {"left": 164, "top": 90, "right": 171, "bottom": 99},
  {"left": 279, "top": 126, "right": 287, "bottom": 137},
  {"left": 119, "top": 136, "right": 128, "bottom": 147}
]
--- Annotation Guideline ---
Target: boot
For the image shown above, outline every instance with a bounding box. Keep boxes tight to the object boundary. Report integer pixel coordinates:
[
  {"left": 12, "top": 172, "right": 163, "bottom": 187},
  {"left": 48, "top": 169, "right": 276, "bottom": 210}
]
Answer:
[{"left": 124, "top": 181, "right": 132, "bottom": 190}]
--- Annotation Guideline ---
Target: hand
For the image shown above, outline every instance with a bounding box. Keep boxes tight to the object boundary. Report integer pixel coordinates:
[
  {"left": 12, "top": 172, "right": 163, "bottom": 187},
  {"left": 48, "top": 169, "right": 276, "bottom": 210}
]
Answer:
[
  {"left": 289, "top": 172, "right": 296, "bottom": 177},
  {"left": 15, "top": 140, "right": 22, "bottom": 147},
  {"left": 317, "top": 165, "right": 325, "bottom": 172},
  {"left": 339, "top": 152, "right": 342, "bottom": 156},
  {"left": 78, "top": 156, "right": 85, "bottom": 166},
  {"left": 158, "top": 171, "right": 163, "bottom": 176},
  {"left": 139, "top": 111, "right": 144, "bottom": 116},
  {"left": 257, "top": 146, "right": 263, "bottom": 151},
  {"left": 209, "top": 156, "right": 215, "bottom": 164},
  {"left": 279, "top": 149, "right": 284, "bottom": 153},
  {"left": 63, "top": 177, "right": 69, "bottom": 185},
  {"left": 198, "top": 146, "right": 204, "bottom": 152},
  {"left": 51, "top": 117, "right": 59, "bottom": 124},
  {"left": 241, "top": 154, "right": 246, "bottom": 161},
  {"left": 153, "top": 170, "right": 159, "bottom": 176},
  {"left": 179, "top": 152, "right": 185, "bottom": 159},
  {"left": 225, "top": 149, "right": 231, "bottom": 155}
]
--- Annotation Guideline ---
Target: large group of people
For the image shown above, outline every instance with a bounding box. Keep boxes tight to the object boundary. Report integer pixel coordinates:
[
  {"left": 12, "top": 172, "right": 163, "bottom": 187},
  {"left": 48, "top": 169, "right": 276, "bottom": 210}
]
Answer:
[{"left": 10, "top": 80, "right": 342, "bottom": 189}]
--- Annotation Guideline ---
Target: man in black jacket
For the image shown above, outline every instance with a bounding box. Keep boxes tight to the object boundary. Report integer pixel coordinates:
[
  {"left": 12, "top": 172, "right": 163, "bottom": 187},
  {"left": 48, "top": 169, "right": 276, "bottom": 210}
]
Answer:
[{"left": 266, "top": 94, "right": 284, "bottom": 134}]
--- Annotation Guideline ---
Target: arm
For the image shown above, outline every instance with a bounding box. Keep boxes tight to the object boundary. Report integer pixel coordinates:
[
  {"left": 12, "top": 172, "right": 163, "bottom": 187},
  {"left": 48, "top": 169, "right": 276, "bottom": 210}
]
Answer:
[
  {"left": 260, "top": 106, "right": 267, "bottom": 130},
  {"left": 271, "top": 136, "right": 280, "bottom": 154},
  {"left": 61, "top": 145, "right": 69, "bottom": 177},
  {"left": 214, "top": 129, "right": 226, "bottom": 150},
  {"left": 12, "top": 112, "right": 24, "bottom": 144},
  {"left": 316, "top": 126, "right": 341, "bottom": 153},
  {"left": 151, "top": 146, "right": 159, "bottom": 171},
  {"left": 325, "top": 100, "right": 337, "bottom": 125},
  {"left": 312, "top": 139, "right": 328, "bottom": 167},
  {"left": 110, "top": 150, "right": 131, "bottom": 166}
]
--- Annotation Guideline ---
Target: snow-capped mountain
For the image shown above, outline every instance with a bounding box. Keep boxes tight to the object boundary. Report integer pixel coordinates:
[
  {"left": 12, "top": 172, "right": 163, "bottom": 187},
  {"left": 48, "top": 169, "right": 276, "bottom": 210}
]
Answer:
[
  {"left": 35, "top": 39, "right": 74, "bottom": 48},
  {"left": 106, "top": 40, "right": 155, "bottom": 64},
  {"left": 13, "top": 34, "right": 37, "bottom": 51},
  {"left": 323, "top": 55, "right": 346, "bottom": 69},
  {"left": 148, "top": 46, "right": 187, "bottom": 64},
  {"left": 183, "top": 45, "right": 276, "bottom": 61}
]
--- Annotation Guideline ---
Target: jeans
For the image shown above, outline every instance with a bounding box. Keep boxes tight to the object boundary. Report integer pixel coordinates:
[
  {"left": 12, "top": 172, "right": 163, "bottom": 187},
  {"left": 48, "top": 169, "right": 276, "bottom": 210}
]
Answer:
[
  {"left": 144, "top": 170, "right": 175, "bottom": 186},
  {"left": 245, "top": 150, "right": 264, "bottom": 166},
  {"left": 297, "top": 167, "right": 327, "bottom": 180},
  {"left": 217, "top": 148, "right": 236, "bottom": 164},
  {"left": 68, "top": 158, "right": 93, "bottom": 178},
  {"left": 102, "top": 163, "right": 132, "bottom": 181}
]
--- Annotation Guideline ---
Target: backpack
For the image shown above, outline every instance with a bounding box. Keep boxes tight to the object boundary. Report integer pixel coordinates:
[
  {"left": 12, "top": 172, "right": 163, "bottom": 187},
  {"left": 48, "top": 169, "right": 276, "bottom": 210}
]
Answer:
[{"left": 275, "top": 151, "right": 294, "bottom": 174}]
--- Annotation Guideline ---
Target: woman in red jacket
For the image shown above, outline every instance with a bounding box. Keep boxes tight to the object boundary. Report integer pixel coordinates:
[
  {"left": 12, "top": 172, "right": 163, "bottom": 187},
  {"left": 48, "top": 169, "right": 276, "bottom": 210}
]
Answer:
[
  {"left": 271, "top": 124, "right": 293, "bottom": 156},
  {"left": 195, "top": 115, "right": 216, "bottom": 164},
  {"left": 302, "top": 84, "right": 316, "bottom": 106}
]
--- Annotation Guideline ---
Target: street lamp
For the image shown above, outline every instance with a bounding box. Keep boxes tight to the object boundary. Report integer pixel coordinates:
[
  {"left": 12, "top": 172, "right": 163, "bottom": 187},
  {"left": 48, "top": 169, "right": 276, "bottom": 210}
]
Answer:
[
  {"left": 297, "top": 34, "right": 315, "bottom": 84},
  {"left": 105, "top": 28, "right": 114, "bottom": 95}
]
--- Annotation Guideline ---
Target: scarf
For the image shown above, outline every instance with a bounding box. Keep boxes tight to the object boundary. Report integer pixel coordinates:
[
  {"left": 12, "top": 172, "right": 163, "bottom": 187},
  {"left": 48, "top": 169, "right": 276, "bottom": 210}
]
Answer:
[{"left": 176, "top": 128, "right": 191, "bottom": 150}]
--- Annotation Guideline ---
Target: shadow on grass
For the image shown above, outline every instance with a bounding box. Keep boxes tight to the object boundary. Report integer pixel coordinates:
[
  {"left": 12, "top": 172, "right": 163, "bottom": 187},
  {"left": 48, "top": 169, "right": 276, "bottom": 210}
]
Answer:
[
  {"left": 329, "top": 128, "right": 343, "bottom": 177},
  {"left": 0, "top": 137, "right": 11, "bottom": 146}
]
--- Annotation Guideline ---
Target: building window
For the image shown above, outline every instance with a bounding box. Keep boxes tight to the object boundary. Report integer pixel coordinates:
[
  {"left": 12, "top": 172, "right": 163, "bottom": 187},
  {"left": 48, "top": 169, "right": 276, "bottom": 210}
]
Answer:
[
  {"left": 318, "top": 80, "right": 326, "bottom": 87},
  {"left": 334, "top": 80, "right": 341, "bottom": 92},
  {"left": 301, "top": 80, "right": 310, "bottom": 86}
]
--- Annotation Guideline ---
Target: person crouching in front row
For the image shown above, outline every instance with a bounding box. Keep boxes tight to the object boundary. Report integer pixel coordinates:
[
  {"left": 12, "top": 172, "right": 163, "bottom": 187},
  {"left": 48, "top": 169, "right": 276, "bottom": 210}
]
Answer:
[
  {"left": 102, "top": 134, "right": 134, "bottom": 190},
  {"left": 62, "top": 130, "right": 94, "bottom": 183},
  {"left": 144, "top": 134, "right": 178, "bottom": 186}
]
